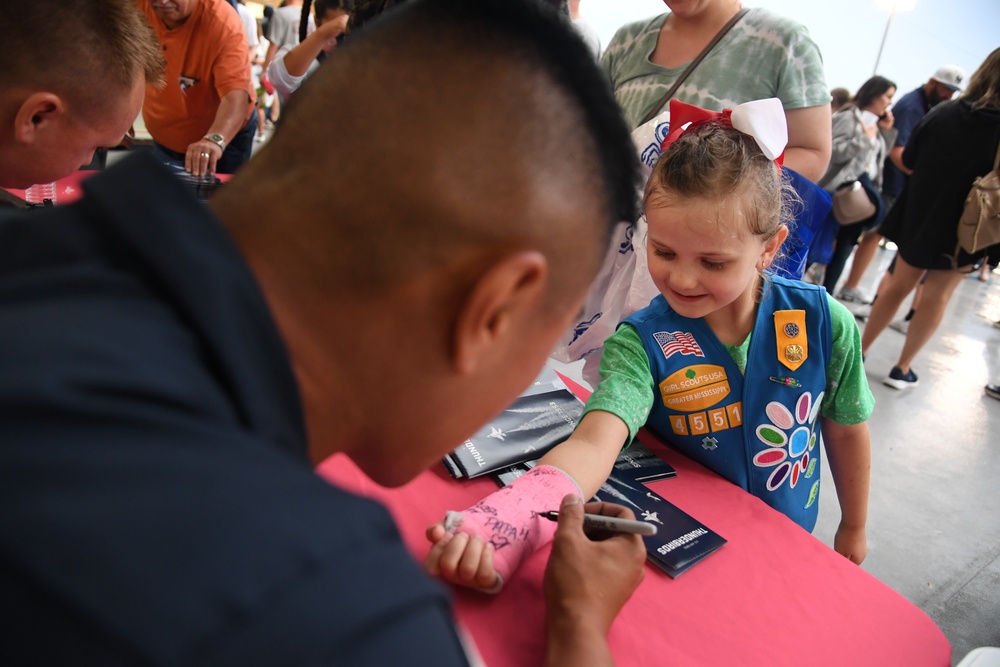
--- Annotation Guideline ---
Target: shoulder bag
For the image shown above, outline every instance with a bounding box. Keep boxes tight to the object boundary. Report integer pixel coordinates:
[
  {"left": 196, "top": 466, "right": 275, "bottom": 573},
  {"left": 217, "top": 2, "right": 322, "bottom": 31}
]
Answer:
[
  {"left": 955, "top": 141, "right": 1000, "bottom": 259},
  {"left": 831, "top": 181, "right": 877, "bottom": 225},
  {"left": 637, "top": 7, "right": 750, "bottom": 126}
]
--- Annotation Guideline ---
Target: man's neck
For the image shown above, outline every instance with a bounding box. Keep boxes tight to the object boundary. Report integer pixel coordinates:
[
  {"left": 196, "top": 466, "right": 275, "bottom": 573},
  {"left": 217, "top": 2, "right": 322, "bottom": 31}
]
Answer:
[{"left": 919, "top": 83, "right": 937, "bottom": 110}]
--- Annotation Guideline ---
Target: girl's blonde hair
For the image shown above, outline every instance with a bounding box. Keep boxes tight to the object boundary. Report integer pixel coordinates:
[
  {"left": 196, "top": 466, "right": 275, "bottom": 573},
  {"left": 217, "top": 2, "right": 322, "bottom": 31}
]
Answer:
[{"left": 644, "top": 121, "right": 798, "bottom": 242}]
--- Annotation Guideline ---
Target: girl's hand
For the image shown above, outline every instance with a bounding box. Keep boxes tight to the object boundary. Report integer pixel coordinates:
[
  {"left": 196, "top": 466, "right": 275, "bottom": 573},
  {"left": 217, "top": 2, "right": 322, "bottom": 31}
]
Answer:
[
  {"left": 317, "top": 15, "right": 349, "bottom": 51},
  {"left": 425, "top": 521, "right": 499, "bottom": 591},
  {"left": 423, "top": 465, "right": 581, "bottom": 592},
  {"left": 834, "top": 521, "right": 867, "bottom": 564}
]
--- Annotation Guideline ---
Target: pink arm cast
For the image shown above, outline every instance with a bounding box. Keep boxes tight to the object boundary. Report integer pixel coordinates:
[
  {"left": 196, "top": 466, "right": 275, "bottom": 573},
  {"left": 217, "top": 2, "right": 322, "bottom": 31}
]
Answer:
[{"left": 444, "top": 465, "right": 583, "bottom": 592}]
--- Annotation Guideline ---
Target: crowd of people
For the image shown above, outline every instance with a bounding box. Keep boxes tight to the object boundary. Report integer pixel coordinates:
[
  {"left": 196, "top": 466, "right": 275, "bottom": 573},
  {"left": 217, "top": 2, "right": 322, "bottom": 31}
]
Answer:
[
  {"left": 1, "top": 0, "right": 999, "bottom": 663},
  {"left": 805, "top": 62, "right": 1000, "bottom": 396}
]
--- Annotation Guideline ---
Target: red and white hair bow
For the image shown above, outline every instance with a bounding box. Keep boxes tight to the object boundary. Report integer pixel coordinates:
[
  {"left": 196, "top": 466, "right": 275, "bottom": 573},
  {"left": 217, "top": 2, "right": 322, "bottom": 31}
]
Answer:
[{"left": 660, "top": 98, "right": 788, "bottom": 165}]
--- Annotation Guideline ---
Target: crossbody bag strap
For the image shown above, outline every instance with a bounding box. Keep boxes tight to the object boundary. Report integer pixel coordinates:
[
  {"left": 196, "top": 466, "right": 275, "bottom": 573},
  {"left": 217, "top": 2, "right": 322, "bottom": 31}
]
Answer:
[{"left": 638, "top": 6, "right": 751, "bottom": 127}]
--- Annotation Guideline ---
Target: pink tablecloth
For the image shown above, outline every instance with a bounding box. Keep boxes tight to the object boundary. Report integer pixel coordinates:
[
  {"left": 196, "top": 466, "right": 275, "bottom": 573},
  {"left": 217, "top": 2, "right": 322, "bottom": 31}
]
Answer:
[
  {"left": 317, "top": 375, "right": 949, "bottom": 666},
  {"left": 3, "top": 167, "right": 233, "bottom": 205},
  {"left": 3, "top": 171, "right": 96, "bottom": 205}
]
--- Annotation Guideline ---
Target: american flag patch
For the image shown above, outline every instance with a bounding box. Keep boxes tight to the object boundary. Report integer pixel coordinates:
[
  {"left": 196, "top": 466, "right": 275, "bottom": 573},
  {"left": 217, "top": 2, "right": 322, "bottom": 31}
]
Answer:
[{"left": 652, "top": 331, "right": 704, "bottom": 360}]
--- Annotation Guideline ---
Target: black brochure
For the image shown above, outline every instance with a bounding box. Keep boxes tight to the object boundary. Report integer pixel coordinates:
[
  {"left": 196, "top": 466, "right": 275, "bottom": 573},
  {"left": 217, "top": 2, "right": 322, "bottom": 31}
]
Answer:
[
  {"left": 491, "top": 436, "right": 676, "bottom": 487},
  {"left": 594, "top": 473, "right": 726, "bottom": 578},
  {"left": 444, "top": 387, "right": 583, "bottom": 479},
  {"left": 609, "top": 437, "right": 678, "bottom": 483}
]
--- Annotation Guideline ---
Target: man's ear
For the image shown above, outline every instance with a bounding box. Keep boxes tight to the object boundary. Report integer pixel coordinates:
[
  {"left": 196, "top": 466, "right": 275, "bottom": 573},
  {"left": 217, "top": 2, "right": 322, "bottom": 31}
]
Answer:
[
  {"left": 14, "top": 92, "right": 65, "bottom": 145},
  {"left": 452, "top": 250, "right": 548, "bottom": 375}
]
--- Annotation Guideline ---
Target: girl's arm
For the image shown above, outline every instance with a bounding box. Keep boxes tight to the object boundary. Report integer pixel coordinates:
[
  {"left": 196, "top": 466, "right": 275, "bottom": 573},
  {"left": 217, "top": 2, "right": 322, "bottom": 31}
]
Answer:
[
  {"left": 426, "top": 327, "right": 653, "bottom": 590},
  {"left": 266, "top": 49, "right": 301, "bottom": 101},
  {"left": 424, "top": 411, "right": 629, "bottom": 590},
  {"left": 821, "top": 418, "right": 871, "bottom": 564},
  {"left": 281, "top": 16, "right": 348, "bottom": 77},
  {"left": 538, "top": 410, "right": 630, "bottom": 498}
]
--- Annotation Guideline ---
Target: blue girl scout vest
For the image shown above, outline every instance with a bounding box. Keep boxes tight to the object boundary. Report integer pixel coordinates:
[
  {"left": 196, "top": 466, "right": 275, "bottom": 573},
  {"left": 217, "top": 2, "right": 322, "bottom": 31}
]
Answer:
[{"left": 624, "top": 275, "right": 833, "bottom": 531}]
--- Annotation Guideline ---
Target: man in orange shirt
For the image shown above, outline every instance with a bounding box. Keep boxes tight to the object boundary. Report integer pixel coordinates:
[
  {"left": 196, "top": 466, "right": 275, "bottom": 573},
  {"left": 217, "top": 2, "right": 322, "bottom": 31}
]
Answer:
[{"left": 139, "top": 0, "right": 257, "bottom": 175}]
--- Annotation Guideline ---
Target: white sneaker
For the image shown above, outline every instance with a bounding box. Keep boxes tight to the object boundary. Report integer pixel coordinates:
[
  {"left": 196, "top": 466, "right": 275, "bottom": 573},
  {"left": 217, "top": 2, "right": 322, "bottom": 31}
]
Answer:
[
  {"left": 837, "top": 286, "right": 869, "bottom": 304},
  {"left": 889, "top": 319, "right": 910, "bottom": 334},
  {"left": 804, "top": 264, "right": 825, "bottom": 285}
]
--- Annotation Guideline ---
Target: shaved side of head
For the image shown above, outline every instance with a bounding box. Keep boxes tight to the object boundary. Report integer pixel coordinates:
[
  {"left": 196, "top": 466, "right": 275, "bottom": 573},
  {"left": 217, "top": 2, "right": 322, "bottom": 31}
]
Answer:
[
  {"left": 1, "top": 0, "right": 164, "bottom": 118},
  {"left": 216, "top": 0, "right": 638, "bottom": 311}
]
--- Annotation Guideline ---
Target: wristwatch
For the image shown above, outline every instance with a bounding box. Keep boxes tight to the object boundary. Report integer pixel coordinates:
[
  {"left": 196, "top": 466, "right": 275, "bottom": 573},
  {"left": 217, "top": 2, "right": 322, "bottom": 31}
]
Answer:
[{"left": 204, "top": 133, "right": 226, "bottom": 150}]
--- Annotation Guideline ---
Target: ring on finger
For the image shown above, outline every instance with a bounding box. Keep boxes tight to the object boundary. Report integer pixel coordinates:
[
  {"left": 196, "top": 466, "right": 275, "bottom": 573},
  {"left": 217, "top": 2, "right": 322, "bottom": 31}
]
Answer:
[{"left": 200, "top": 152, "right": 210, "bottom": 159}]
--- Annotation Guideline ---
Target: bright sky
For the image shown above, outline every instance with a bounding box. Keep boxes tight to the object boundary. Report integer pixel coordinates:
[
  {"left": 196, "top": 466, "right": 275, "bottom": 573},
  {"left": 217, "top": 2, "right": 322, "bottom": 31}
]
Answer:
[{"left": 581, "top": 0, "right": 1000, "bottom": 101}]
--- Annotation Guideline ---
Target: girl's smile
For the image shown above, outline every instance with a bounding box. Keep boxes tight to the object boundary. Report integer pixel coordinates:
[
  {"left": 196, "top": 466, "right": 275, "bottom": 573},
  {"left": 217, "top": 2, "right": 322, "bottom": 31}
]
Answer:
[{"left": 644, "top": 195, "right": 786, "bottom": 343}]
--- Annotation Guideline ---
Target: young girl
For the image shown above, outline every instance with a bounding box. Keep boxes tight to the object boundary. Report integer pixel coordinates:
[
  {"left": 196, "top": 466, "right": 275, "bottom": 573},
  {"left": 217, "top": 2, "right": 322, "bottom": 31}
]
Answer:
[
  {"left": 266, "top": 0, "right": 353, "bottom": 100},
  {"left": 426, "top": 99, "right": 874, "bottom": 592}
]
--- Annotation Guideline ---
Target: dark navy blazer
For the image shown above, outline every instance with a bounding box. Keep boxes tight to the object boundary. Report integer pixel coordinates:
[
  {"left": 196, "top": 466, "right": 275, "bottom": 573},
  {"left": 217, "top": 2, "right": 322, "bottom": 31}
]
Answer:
[{"left": 0, "top": 154, "right": 467, "bottom": 666}]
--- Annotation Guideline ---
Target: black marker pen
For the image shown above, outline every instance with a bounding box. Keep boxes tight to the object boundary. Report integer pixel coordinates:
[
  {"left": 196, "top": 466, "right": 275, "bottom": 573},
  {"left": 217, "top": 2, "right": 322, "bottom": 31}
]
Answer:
[{"left": 539, "top": 510, "right": 658, "bottom": 536}]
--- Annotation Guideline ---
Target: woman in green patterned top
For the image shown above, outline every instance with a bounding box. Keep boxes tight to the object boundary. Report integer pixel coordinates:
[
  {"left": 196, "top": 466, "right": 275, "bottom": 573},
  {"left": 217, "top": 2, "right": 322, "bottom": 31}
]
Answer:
[{"left": 602, "top": 0, "right": 831, "bottom": 182}]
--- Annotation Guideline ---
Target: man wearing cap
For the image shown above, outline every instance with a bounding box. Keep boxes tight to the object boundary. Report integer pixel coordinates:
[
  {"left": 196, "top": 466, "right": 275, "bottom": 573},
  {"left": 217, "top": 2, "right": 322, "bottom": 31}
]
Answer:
[
  {"left": 882, "top": 65, "right": 965, "bottom": 206},
  {"left": 834, "top": 65, "right": 966, "bottom": 309}
]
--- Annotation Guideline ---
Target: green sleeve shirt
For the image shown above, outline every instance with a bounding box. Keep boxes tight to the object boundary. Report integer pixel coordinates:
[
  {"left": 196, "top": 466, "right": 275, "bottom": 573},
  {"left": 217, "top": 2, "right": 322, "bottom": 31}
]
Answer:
[{"left": 582, "top": 293, "right": 874, "bottom": 444}]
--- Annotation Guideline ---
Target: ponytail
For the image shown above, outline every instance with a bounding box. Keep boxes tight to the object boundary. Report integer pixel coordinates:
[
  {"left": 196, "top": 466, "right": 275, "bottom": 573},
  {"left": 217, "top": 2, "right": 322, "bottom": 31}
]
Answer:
[{"left": 299, "top": 0, "right": 314, "bottom": 43}]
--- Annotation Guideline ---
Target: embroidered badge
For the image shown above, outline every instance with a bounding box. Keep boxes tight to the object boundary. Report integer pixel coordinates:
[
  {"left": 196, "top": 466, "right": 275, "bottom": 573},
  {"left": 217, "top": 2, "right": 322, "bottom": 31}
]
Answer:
[
  {"left": 785, "top": 344, "right": 804, "bottom": 363},
  {"left": 752, "top": 392, "right": 824, "bottom": 493},
  {"left": 701, "top": 436, "right": 719, "bottom": 450},
  {"left": 806, "top": 481, "right": 820, "bottom": 509},
  {"left": 659, "top": 365, "right": 730, "bottom": 412},
  {"left": 653, "top": 331, "right": 705, "bottom": 360},
  {"left": 774, "top": 310, "right": 808, "bottom": 371}
]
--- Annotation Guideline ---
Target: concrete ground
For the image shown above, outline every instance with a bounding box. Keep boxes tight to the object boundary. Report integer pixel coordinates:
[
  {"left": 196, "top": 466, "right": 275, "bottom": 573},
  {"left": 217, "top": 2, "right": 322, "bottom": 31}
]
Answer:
[{"left": 813, "top": 247, "right": 1000, "bottom": 665}]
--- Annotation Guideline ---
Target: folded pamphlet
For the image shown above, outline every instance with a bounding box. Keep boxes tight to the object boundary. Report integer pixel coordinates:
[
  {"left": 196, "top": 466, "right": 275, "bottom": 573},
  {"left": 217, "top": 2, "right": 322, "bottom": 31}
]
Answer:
[
  {"left": 443, "top": 367, "right": 584, "bottom": 479},
  {"left": 594, "top": 471, "right": 725, "bottom": 578}
]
